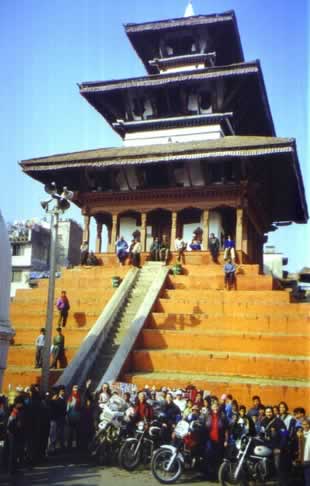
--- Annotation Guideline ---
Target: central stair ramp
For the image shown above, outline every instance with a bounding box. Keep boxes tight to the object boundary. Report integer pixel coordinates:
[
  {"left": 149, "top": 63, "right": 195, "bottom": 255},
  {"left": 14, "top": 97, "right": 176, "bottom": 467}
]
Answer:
[{"left": 56, "top": 262, "right": 169, "bottom": 391}]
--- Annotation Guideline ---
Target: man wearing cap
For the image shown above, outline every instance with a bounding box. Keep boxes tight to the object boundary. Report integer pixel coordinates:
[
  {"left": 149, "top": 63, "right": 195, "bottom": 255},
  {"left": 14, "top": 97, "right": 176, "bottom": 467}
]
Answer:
[
  {"left": 174, "top": 390, "right": 187, "bottom": 413},
  {"left": 34, "top": 328, "right": 45, "bottom": 368},
  {"left": 50, "top": 328, "right": 65, "bottom": 369}
]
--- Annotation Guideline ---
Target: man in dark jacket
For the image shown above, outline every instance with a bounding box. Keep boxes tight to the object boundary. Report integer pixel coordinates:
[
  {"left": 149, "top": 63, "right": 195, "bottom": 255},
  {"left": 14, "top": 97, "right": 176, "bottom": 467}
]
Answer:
[{"left": 261, "top": 406, "right": 289, "bottom": 486}]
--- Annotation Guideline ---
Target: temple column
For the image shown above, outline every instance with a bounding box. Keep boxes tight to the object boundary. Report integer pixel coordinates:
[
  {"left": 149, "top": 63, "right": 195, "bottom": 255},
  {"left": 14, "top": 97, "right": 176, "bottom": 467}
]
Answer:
[
  {"left": 140, "top": 213, "right": 147, "bottom": 251},
  {"left": 95, "top": 221, "right": 103, "bottom": 253},
  {"left": 109, "top": 213, "right": 118, "bottom": 252},
  {"left": 202, "top": 209, "right": 209, "bottom": 251},
  {"left": 242, "top": 212, "right": 249, "bottom": 261},
  {"left": 82, "top": 214, "right": 90, "bottom": 243},
  {"left": 236, "top": 208, "right": 244, "bottom": 263},
  {"left": 170, "top": 211, "right": 177, "bottom": 251}
]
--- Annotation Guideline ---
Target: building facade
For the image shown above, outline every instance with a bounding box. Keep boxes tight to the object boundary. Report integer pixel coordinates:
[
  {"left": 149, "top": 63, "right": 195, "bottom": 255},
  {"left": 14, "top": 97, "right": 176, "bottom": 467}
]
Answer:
[
  {"left": 0, "top": 210, "right": 15, "bottom": 390},
  {"left": 20, "top": 10, "right": 308, "bottom": 264},
  {"left": 9, "top": 220, "right": 50, "bottom": 297},
  {"left": 9, "top": 218, "right": 82, "bottom": 296}
]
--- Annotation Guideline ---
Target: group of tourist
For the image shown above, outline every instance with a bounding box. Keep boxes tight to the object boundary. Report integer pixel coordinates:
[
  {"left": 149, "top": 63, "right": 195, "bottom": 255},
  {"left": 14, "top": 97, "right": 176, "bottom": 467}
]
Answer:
[
  {"left": 0, "top": 381, "right": 309, "bottom": 483},
  {"left": 113, "top": 231, "right": 236, "bottom": 267}
]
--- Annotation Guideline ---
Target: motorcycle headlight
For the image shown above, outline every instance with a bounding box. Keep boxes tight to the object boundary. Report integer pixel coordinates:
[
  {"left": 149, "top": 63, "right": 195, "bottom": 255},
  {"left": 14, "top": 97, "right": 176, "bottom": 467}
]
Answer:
[{"left": 137, "top": 421, "right": 144, "bottom": 431}]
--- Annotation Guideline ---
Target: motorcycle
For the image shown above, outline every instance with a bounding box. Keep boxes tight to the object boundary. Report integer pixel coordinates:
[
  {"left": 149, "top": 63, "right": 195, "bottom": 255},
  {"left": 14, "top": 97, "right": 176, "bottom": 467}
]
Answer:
[
  {"left": 118, "top": 418, "right": 162, "bottom": 471},
  {"left": 218, "top": 434, "right": 275, "bottom": 486},
  {"left": 89, "top": 395, "right": 128, "bottom": 465},
  {"left": 151, "top": 419, "right": 203, "bottom": 484}
]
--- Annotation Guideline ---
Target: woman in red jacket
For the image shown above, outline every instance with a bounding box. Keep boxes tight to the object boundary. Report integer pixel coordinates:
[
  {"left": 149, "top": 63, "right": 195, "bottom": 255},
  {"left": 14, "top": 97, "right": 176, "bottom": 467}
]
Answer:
[{"left": 133, "top": 392, "right": 153, "bottom": 423}]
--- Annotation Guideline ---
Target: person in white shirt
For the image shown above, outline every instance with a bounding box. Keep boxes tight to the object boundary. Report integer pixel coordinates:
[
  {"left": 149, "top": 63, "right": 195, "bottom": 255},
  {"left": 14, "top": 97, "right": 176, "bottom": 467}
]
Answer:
[
  {"left": 131, "top": 239, "right": 142, "bottom": 267},
  {"left": 174, "top": 390, "right": 187, "bottom": 413},
  {"left": 174, "top": 236, "right": 187, "bottom": 263},
  {"left": 35, "top": 328, "right": 45, "bottom": 368}
]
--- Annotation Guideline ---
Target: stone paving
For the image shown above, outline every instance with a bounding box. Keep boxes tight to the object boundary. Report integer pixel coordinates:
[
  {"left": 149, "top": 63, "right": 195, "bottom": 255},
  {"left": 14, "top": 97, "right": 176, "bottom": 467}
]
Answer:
[{"left": 0, "top": 453, "right": 217, "bottom": 486}]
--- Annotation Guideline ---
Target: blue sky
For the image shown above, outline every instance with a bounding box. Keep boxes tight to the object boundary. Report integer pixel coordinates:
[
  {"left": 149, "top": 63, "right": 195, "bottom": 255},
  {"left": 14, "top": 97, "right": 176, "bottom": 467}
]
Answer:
[{"left": 1, "top": 0, "right": 309, "bottom": 271}]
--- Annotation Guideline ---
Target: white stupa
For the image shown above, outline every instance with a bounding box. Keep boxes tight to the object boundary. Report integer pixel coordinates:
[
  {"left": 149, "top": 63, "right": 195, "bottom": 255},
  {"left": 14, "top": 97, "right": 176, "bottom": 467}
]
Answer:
[
  {"left": 0, "top": 210, "right": 15, "bottom": 391},
  {"left": 184, "top": 0, "right": 195, "bottom": 17}
]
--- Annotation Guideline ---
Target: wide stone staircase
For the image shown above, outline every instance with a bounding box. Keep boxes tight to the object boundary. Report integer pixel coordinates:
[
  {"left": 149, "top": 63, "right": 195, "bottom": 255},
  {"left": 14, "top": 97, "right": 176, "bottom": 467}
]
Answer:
[
  {"left": 89, "top": 262, "right": 164, "bottom": 388},
  {"left": 4, "top": 264, "right": 129, "bottom": 390},
  {"left": 121, "top": 263, "right": 310, "bottom": 409}
]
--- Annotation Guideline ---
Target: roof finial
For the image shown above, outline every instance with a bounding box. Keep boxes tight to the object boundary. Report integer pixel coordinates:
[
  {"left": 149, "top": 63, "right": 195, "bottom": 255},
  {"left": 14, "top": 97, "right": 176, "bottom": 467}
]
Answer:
[{"left": 184, "top": 0, "right": 195, "bottom": 17}]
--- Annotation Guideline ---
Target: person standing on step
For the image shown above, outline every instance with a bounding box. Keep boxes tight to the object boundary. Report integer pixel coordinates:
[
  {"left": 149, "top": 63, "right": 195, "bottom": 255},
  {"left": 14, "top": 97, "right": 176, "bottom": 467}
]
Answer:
[
  {"left": 224, "top": 258, "right": 236, "bottom": 290},
  {"left": 174, "top": 235, "right": 187, "bottom": 263},
  {"left": 208, "top": 233, "right": 220, "bottom": 263},
  {"left": 34, "top": 328, "right": 45, "bottom": 368},
  {"left": 80, "top": 240, "right": 89, "bottom": 265},
  {"left": 50, "top": 327, "right": 65, "bottom": 369},
  {"left": 131, "top": 238, "right": 141, "bottom": 267},
  {"left": 56, "top": 290, "right": 70, "bottom": 328}
]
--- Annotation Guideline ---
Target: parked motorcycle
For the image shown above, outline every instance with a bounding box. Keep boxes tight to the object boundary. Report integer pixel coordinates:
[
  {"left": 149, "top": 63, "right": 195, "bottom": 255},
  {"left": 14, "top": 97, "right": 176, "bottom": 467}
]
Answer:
[
  {"left": 89, "top": 395, "right": 128, "bottom": 465},
  {"left": 218, "top": 434, "right": 275, "bottom": 486},
  {"left": 151, "top": 419, "right": 203, "bottom": 484},
  {"left": 118, "top": 418, "right": 162, "bottom": 470}
]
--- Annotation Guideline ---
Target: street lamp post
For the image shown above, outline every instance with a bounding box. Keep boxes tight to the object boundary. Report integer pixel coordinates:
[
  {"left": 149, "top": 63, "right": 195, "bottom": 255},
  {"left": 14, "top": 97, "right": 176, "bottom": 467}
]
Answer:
[{"left": 40, "top": 183, "right": 73, "bottom": 393}]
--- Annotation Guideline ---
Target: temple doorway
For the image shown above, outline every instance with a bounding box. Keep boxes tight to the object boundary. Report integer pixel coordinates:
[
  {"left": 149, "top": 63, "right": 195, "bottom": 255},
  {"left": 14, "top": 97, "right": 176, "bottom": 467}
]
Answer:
[
  {"left": 118, "top": 211, "right": 141, "bottom": 245},
  {"left": 178, "top": 207, "right": 203, "bottom": 247}
]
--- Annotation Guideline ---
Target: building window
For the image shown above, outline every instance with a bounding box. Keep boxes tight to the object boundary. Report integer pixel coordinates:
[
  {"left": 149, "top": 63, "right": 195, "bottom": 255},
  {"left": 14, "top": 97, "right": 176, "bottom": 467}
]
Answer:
[
  {"left": 12, "top": 270, "right": 22, "bottom": 282},
  {"left": 12, "top": 244, "right": 25, "bottom": 256}
]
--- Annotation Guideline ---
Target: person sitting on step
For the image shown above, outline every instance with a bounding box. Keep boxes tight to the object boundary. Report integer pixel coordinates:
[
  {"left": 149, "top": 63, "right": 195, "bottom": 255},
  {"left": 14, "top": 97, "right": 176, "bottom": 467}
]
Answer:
[{"left": 159, "top": 235, "right": 170, "bottom": 265}]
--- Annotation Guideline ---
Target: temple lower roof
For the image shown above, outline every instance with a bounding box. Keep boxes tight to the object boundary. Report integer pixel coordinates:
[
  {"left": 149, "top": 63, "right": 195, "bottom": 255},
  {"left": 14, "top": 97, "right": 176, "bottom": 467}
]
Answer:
[{"left": 21, "top": 136, "right": 297, "bottom": 169}]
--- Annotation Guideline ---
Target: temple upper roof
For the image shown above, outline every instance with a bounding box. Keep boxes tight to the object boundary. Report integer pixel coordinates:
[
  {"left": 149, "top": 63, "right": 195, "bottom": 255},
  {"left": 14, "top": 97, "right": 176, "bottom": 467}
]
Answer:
[{"left": 124, "top": 11, "right": 244, "bottom": 74}]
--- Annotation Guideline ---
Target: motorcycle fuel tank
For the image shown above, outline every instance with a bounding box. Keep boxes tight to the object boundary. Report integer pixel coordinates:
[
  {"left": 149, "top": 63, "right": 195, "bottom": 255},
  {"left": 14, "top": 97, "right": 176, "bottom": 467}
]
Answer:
[{"left": 253, "top": 445, "right": 273, "bottom": 457}]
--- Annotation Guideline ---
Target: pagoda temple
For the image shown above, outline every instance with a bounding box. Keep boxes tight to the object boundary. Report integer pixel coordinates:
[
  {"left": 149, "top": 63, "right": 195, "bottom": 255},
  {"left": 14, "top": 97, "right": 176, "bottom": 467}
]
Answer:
[
  {"left": 21, "top": 9, "right": 308, "bottom": 263},
  {"left": 5, "top": 6, "right": 308, "bottom": 406}
]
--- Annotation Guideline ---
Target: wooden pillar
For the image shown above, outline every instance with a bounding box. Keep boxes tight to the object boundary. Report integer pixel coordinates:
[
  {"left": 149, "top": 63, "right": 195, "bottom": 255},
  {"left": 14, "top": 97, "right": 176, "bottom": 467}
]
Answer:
[
  {"left": 202, "top": 209, "right": 209, "bottom": 251},
  {"left": 170, "top": 211, "right": 177, "bottom": 251},
  {"left": 236, "top": 208, "right": 243, "bottom": 251},
  {"left": 95, "top": 221, "right": 103, "bottom": 253},
  {"left": 109, "top": 213, "right": 118, "bottom": 252},
  {"left": 140, "top": 213, "right": 147, "bottom": 251},
  {"left": 242, "top": 212, "right": 249, "bottom": 261},
  {"left": 83, "top": 214, "right": 90, "bottom": 243}
]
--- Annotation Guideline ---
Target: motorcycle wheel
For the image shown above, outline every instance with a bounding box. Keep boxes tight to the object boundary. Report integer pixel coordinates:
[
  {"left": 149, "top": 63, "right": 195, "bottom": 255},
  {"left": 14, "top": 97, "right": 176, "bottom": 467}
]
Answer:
[
  {"left": 89, "top": 429, "right": 104, "bottom": 456},
  {"left": 218, "top": 461, "right": 247, "bottom": 486},
  {"left": 118, "top": 439, "right": 141, "bottom": 471},
  {"left": 151, "top": 449, "right": 183, "bottom": 484}
]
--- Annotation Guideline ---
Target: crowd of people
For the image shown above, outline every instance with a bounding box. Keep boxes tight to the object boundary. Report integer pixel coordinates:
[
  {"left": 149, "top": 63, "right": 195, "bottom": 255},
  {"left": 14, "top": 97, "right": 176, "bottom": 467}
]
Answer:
[
  {"left": 0, "top": 381, "right": 309, "bottom": 484},
  {"left": 112, "top": 231, "right": 236, "bottom": 268}
]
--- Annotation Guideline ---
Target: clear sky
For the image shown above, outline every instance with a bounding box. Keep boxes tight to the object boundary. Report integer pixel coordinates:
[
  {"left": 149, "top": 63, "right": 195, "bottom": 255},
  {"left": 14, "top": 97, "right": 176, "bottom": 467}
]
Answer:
[{"left": 1, "top": 0, "right": 309, "bottom": 272}]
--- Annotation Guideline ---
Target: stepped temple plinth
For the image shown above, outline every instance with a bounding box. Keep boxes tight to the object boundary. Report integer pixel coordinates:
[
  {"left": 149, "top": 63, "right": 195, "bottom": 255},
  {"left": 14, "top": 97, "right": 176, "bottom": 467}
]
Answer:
[{"left": 6, "top": 9, "right": 308, "bottom": 407}]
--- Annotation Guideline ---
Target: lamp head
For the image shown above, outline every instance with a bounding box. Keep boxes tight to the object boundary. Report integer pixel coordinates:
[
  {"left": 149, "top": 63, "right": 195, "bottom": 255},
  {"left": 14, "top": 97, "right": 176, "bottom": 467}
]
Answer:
[
  {"left": 44, "top": 181, "right": 57, "bottom": 195},
  {"left": 40, "top": 200, "right": 51, "bottom": 211},
  {"left": 61, "top": 187, "right": 74, "bottom": 201},
  {"left": 57, "top": 198, "right": 70, "bottom": 212}
]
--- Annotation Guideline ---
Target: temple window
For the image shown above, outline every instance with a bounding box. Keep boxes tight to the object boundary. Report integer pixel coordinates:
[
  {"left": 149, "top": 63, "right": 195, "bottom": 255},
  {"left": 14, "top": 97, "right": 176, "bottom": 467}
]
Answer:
[
  {"left": 165, "top": 35, "right": 197, "bottom": 56},
  {"left": 208, "top": 161, "right": 240, "bottom": 184},
  {"left": 198, "top": 91, "right": 212, "bottom": 113},
  {"left": 12, "top": 244, "right": 25, "bottom": 256}
]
